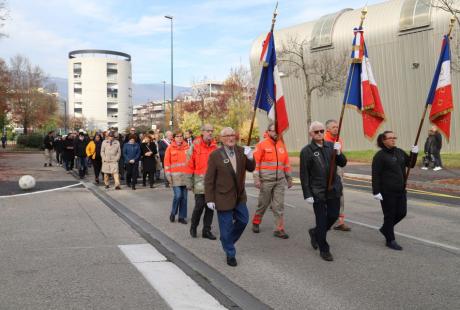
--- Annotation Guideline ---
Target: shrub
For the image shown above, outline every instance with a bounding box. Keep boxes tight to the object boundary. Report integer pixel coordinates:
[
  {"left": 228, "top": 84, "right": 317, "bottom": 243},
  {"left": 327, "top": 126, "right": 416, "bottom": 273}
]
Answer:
[{"left": 17, "top": 133, "right": 44, "bottom": 148}]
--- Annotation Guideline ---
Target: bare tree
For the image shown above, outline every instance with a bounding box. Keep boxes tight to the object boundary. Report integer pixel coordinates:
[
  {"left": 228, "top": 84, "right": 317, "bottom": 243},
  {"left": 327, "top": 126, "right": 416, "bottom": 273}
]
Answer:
[
  {"left": 278, "top": 36, "right": 348, "bottom": 129},
  {"left": 431, "top": 1, "right": 460, "bottom": 71},
  {"left": 8, "top": 55, "right": 57, "bottom": 134},
  {"left": 0, "top": 1, "right": 8, "bottom": 38}
]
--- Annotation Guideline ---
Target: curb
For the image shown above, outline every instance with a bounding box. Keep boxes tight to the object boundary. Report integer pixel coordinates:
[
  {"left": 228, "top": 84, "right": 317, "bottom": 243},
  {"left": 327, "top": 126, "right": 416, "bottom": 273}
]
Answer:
[{"left": 81, "top": 180, "right": 272, "bottom": 310}]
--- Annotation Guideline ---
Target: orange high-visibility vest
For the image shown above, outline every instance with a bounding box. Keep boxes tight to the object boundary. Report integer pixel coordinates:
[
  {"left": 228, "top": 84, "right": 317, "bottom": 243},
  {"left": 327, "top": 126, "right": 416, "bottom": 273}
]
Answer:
[
  {"left": 185, "top": 137, "right": 218, "bottom": 194},
  {"left": 253, "top": 135, "right": 291, "bottom": 182},
  {"left": 164, "top": 141, "right": 189, "bottom": 186}
]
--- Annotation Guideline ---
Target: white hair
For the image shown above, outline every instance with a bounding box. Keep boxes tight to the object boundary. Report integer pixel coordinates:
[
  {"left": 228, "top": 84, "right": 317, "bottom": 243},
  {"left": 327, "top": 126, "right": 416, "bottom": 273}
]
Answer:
[
  {"left": 220, "top": 127, "right": 235, "bottom": 136},
  {"left": 309, "top": 121, "right": 325, "bottom": 132}
]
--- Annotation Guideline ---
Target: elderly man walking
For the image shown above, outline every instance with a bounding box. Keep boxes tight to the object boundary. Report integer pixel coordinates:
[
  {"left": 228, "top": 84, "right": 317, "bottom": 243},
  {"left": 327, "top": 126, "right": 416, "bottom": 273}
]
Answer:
[
  {"left": 252, "top": 123, "right": 293, "bottom": 239},
  {"left": 300, "top": 121, "right": 347, "bottom": 262},
  {"left": 205, "top": 127, "right": 255, "bottom": 267},
  {"left": 101, "top": 131, "right": 121, "bottom": 190},
  {"left": 187, "top": 124, "right": 218, "bottom": 240}
]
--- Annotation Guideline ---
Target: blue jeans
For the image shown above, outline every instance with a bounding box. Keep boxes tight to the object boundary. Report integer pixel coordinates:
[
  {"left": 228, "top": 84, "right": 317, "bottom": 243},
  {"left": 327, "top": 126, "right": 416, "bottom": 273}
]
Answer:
[
  {"left": 171, "top": 186, "right": 188, "bottom": 219},
  {"left": 217, "top": 202, "right": 249, "bottom": 258}
]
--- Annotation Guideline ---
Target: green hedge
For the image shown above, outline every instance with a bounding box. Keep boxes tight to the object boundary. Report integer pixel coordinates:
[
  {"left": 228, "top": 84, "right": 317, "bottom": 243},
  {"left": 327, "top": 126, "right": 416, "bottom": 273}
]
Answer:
[{"left": 17, "top": 133, "right": 44, "bottom": 148}]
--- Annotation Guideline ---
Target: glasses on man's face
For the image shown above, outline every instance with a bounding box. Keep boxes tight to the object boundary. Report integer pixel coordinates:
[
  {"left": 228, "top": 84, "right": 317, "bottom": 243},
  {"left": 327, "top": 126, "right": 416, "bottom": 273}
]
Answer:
[
  {"left": 221, "top": 134, "right": 236, "bottom": 138},
  {"left": 175, "top": 135, "right": 183, "bottom": 138},
  {"left": 384, "top": 137, "right": 397, "bottom": 140},
  {"left": 204, "top": 130, "right": 214, "bottom": 133},
  {"left": 313, "top": 129, "right": 325, "bottom": 134}
]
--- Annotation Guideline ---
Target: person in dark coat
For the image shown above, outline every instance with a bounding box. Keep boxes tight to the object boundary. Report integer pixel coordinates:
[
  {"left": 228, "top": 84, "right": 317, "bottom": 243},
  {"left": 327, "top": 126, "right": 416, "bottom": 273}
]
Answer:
[
  {"left": 422, "top": 125, "right": 443, "bottom": 171},
  {"left": 204, "top": 127, "right": 255, "bottom": 267},
  {"left": 300, "top": 121, "right": 347, "bottom": 262},
  {"left": 158, "top": 131, "right": 173, "bottom": 187},
  {"left": 54, "top": 135, "right": 64, "bottom": 166},
  {"left": 141, "top": 135, "right": 158, "bottom": 188},
  {"left": 43, "top": 131, "right": 54, "bottom": 167},
  {"left": 74, "top": 132, "right": 88, "bottom": 179},
  {"left": 123, "top": 134, "right": 141, "bottom": 190},
  {"left": 1, "top": 135, "right": 7, "bottom": 148},
  {"left": 372, "top": 130, "right": 418, "bottom": 251},
  {"left": 62, "top": 134, "right": 75, "bottom": 172}
]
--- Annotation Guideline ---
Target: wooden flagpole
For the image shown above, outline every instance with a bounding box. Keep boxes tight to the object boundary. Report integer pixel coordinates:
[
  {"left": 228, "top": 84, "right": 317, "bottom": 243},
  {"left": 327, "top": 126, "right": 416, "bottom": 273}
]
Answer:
[
  {"left": 327, "top": 7, "right": 367, "bottom": 191},
  {"left": 247, "top": 2, "right": 278, "bottom": 147},
  {"left": 404, "top": 16, "right": 456, "bottom": 185}
]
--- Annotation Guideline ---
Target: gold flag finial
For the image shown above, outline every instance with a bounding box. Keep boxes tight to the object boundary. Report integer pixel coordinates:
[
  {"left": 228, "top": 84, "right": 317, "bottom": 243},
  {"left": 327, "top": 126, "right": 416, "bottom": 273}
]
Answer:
[
  {"left": 359, "top": 6, "right": 368, "bottom": 28},
  {"left": 448, "top": 15, "right": 456, "bottom": 37}
]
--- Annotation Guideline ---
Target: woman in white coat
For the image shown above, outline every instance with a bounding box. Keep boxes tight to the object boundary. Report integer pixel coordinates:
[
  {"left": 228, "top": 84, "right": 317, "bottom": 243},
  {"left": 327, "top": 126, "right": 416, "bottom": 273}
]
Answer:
[{"left": 101, "top": 131, "right": 121, "bottom": 189}]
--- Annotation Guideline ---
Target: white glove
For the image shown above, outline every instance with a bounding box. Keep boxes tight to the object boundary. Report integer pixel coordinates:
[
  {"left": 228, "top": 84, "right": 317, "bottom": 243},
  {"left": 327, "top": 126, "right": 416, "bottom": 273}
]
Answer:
[
  {"left": 411, "top": 145, "right": 419, "bottom": 154},
  {"left": 373, "top": 193, "right": 383, "bottom": 201},
  {"left": 243, "top": 146, "right": 253, "bottom": 159},
  {"left": 334, "top": 142, "right": 341, "bottom": 155},
  {"left": 207, "top": 202, "right": 216, "bottom": 210},
  {"left": 306, "top": 197, "right": 314, "bottom": 204},
  {"left": 129, "top": 159, "right": 135, "bottom": 163}
]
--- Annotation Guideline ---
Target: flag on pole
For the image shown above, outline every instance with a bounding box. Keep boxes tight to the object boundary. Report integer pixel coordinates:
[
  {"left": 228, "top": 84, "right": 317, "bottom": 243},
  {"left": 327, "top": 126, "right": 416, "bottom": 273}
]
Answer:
[
  {"left": 254, "top": 31, "right": 289, "bottom": 135},
  {"left": 344, "top": 27, "right": 385, "bottom": 139},
  {"left": 426, "top": 35, "right": 453, "bottom": 140}
]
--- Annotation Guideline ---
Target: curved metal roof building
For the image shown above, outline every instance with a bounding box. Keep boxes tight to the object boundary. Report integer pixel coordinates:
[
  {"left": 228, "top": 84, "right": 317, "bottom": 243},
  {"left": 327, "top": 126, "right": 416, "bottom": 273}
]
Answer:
[{"left": 250, "top": 0, "right": 459, "bottom": 152}]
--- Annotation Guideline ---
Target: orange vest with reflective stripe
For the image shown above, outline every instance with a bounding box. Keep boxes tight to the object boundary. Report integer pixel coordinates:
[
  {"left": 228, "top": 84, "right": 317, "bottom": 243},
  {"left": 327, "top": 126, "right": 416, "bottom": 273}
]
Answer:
[
  {"left": 324, "top": 131, "right": 344, "bottom": 150},
  {"left": 164, "top": 141, "right": 189, "bottom": 186},
  {"left": 185, "top": 137, "right": 218, "bottom": 194},
  {"left": 253, "top": 135, "right": 291, "bottom": 182}
]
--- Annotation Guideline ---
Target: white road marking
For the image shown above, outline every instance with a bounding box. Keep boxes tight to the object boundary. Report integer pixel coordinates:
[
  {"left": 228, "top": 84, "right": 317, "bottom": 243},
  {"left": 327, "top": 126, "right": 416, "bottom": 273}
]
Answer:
[
  {"left": 119, "top": 244, "right": 227, "bottom": 310},
  {"left": 247, "top": 192, "right": 460, "bottom": 252},
  {"left": 0, "top": 182, "right": 82, "bottom": 199}
]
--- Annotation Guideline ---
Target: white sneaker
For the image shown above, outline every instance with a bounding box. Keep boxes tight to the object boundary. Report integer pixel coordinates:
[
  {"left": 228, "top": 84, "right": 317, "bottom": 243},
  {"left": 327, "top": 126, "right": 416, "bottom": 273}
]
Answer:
[
  {"left": 421, "top": 167, "right": 428, "bottom": 170},
  {"left": 433, "top": 166, "right": 443, "bottom": 171}
]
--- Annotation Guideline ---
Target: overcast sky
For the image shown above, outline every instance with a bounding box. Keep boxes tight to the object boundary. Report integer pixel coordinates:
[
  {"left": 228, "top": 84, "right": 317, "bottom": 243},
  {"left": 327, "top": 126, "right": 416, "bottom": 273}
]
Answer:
[{"left": 1, "top": 0, "right": 382, "bottom": 86}]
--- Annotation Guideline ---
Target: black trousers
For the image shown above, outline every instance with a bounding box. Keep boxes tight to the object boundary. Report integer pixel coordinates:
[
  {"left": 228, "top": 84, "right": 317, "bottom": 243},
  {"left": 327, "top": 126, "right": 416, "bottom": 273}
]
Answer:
[
  {"left": 143, "top": 170, "right": 155, "bottom": 186},
  {"left": 92, "top": 157, "right": 102, "bottom": 180},
  {"left": 380, "top": 192, "right": 407, "bottom": 242},
  {"left": 312, "top": 197, "right": 340, "bottom": 252},
  {"left": 191, "top": 194, "right": 214, "bottom": 233},
  {"left": 126, "top": 162, "right": 138, "bottom": 186}
]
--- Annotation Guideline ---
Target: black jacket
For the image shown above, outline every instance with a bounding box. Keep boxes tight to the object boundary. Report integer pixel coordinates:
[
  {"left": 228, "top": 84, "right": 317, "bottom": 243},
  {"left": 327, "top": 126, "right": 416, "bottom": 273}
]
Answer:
[
  {"left": 372, "top": 147, "right": 417, "bottom": 195},
  {"left": 43, "top": 135, "right": 54, "bottom": 150},
  {"left": 300, "top": 141, "right": 347, "bottom": 201},
  {"left": 74, "top": 138, "right": 88, "bottom": 158},
  {"left": 424, "top": 132, "right": 442, "bottom": 154},
  {"left": 158, "top": 139, "right": 170, "bottom": 161},
  {"left": 141, "top": 142, "right": 158, "bottom": 172}
]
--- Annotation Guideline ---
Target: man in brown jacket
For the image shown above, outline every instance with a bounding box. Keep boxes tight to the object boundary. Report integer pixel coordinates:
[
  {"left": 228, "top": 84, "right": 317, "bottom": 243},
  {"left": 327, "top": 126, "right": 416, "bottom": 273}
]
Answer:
[{"left": 205, "top": 127, "right": 255, "bottom": 267}]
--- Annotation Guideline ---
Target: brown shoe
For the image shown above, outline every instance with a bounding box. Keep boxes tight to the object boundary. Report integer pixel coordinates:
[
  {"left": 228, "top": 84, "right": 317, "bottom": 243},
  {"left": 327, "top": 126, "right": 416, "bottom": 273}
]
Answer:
[
  {"left": 334, "top": 224, "right": 351, "bottom": 231},
  {"left": 273, "top": 230, "right": 289, "bottom": 239}
]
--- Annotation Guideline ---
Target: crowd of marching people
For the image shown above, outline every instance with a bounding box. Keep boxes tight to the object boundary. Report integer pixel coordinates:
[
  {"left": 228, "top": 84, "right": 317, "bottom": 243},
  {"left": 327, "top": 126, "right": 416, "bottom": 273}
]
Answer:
[{"left": 41, "top": 121, "right": 422, "bottom": 266}]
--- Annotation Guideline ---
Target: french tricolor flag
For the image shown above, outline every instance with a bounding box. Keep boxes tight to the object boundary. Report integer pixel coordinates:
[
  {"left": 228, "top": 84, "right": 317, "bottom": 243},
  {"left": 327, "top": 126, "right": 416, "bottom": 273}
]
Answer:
[
  {"left": 344, "top": 27, "right": 385, "bottom": 139},
  {"left": 426, "top": 35, "right": 453, "bottom": 140},
  {"left": 254, "top": 31, "right": 289, "bottom": 135}
]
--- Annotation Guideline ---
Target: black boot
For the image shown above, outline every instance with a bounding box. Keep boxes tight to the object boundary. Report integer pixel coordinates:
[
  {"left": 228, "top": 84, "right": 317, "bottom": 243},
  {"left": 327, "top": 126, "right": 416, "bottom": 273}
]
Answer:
[
  {"left": 202, "top": 231, "right": 216, "bottom": 240},
  {"left": 190, "top": 227, "right": 197, "bottom": 238}
]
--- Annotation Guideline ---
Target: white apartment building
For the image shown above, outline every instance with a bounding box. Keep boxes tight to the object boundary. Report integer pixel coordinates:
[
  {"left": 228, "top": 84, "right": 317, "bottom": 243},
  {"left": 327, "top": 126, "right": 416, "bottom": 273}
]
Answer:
[
  {"left": 67, "top": 50, "right": 133, "bottom": 130},
  {"left": 132, "top": 101, "right": 166, "bottom": 130}
]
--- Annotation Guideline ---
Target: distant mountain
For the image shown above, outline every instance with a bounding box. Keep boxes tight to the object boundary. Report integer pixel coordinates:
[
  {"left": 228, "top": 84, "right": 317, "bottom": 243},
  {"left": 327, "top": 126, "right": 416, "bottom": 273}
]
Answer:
[{"left": 48, "top": 77, "right": 191, "bottom": 106}]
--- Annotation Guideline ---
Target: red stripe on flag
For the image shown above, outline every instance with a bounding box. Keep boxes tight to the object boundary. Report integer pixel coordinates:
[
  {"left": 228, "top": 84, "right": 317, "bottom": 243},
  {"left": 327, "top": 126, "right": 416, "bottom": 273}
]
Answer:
[
  {"left": 275, "top": 96, "right": 289, "bottom": 135},
  {"left": 430, "top": 84, "right": 453, "bottom": 140},
  {"left": 260, "top": 32, "right": 272, "bottom": 62}
]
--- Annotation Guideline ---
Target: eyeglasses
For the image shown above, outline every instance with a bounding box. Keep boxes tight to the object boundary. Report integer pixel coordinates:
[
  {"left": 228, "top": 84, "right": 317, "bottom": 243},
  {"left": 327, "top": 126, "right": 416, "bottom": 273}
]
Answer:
[
  {"left": 313, "top": 129, "right": 325, "bottom": 134},
  {"left": 204, "top": 130, "right": 214, "bottom": 132},
  {"left": 384, "top": 137, "right": 397, "bottom": 140},
  {"left": 175, "top": 135, "right": 183, "bottom": 138},
  {"left": 221, "top": 134, "right": 236, "bottom": 138}
]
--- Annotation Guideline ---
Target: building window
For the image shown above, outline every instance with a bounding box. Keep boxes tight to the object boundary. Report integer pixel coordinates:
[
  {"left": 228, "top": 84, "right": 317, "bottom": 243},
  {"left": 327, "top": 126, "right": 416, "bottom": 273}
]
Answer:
[
  {"left": 107, "top": 63, "right": 118, "bottom": 80},
  {"left": 74, "top": 82, "right": 82, "bottom": 95},
  {"left": 399, "top": 0, "right": 431, "bottom": 31},
  {"left": 310, "top": 9, "right": 350, "bottom": 49},
  {"left": 73, "top": 63, "right": 81, "bottom": 79},
  {"left": 107, "top": 83, "right": 118, "bottom": 99}
]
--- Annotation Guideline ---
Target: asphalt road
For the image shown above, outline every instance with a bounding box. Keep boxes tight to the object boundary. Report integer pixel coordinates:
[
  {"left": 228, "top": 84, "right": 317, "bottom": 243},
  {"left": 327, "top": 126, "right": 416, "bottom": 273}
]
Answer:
[{"left": 105, "top": 181, "right": 460, "bottom": 310}]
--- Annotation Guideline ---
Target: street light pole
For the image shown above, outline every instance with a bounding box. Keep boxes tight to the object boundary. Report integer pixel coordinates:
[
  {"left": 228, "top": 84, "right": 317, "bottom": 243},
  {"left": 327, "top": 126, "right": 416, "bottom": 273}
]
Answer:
[
  {"left": 162, "top": 80, "right": 166, "bottom": 134},
  {"left": 64, "top": 99, "right": 68, "bottom": 134},
  {"left": 165, "top": 15, "right": 174, "bottom": 131}
]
